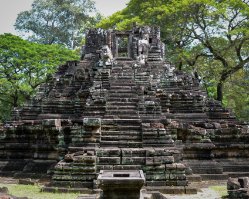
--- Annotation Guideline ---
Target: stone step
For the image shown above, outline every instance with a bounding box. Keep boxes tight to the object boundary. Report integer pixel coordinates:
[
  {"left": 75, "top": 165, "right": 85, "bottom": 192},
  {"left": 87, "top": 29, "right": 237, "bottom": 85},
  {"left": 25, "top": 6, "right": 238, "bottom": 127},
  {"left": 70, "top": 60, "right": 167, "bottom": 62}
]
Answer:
[
  {"left": 170, "top": 110, "right": 204, "bottom": 114},
  {"left": 149, "top": 49, "right": 161, "bottom": 53},
  {"left": 101, "top": 131, "right": 141, "bottom": 136},
  {"left": 100, "top": 141, "right": 142, "bottom": 148},
  {"left": 113, "top": 77, "right": 134, "bottom": 80},
  {"left": 82, "top": 112, "right": 105, "bottom": 116},
  {"left": 101, "top": 135, "right": 141, "bottom": 141},
  {"left": 84, "top": 107, "right": 106, "bottom": 111},
  {"left": 101, "top": 118, "right": 141, "bottom": 125},
  {"left": 106, "top": 110, "right": 138, "bottom": 115},
  {"left": 147, "top": 60, "right": 163, "bottom": 63},
  {"left": 109, "top": 90, "right": 136, "bottom": 94},
  {"left": 143, "top": 139, "right": 174, "bottom": 144},
  {"left": 110, "top": 82, "right": 136, "bottom": 87},
  {"left": 102, "top": 125, "right": 141, "bottom": 131},
  {"left": 109, "top": 89, "right": 135, "bottom": 93},
  {"left": 225, "top": 172, "right": 249, "bottom": 178},
  {"left": 107, "top": 102, "right": 137, "bottom": 106},
  {"left": 109, "top": 86, "right": 134, "bottom": 90},
  {"left": 108, "top": 93, "right": 138, "bottom": 98},
  {"left": 146, "top": 186, "right": 197, "bottom": 194},
  {"left": 140, "top": 116, "right": 163, "bottom": 121},
  {"left": 135, "top": 76, "right": 150, "bottom": 80},
  {"left": 42, "top": 186, "right": 94, "bottom": 193},
  {"left": 148, "top": 58, "right": 162, "bottom": 61},
  {"left": 104, "top": 115, "right": 140, "bottom": 119},
  {"left": 148, "top": 53, "right": 161, "bottom": 56},
  {"left": 148, "top": 56, "right": 161, "bottom": 59},
  {"left": 107, "top": 106, "right": 137, "bottom": 110},
  {"left": 170, "top": 113, "right": 208, "bottom": 119},
  {"left": 186, "top": 174, "right": 202, "bottom": 182},
  {"left": 200, "top": 174, "right": 228, "bottom": 180},
  {"left": 107, "top": 98, "right": 139, "bottom": 102}
]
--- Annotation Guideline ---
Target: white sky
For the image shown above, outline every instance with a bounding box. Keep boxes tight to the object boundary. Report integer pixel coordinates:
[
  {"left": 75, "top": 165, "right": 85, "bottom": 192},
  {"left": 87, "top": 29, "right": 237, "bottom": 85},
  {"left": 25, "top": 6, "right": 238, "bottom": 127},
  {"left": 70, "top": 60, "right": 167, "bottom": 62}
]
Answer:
[{"left": 0, "top": 0, "right": 129, "bottom": 34}]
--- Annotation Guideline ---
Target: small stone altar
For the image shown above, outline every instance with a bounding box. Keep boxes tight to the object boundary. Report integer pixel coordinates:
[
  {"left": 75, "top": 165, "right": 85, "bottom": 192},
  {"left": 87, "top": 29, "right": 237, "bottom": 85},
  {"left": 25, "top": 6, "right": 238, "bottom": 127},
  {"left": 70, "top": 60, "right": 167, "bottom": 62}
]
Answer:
[
  {"left": 97, "top": 170, "right": 145, "bottom": 199},
  {"left": 0, "top": 25, "right": 248, "bottom": 194}
]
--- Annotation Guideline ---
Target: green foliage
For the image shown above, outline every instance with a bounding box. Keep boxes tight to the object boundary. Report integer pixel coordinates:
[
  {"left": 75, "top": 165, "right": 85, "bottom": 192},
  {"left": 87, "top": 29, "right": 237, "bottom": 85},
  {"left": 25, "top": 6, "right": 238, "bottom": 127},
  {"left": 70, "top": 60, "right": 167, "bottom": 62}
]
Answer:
[
  {"left": 209, "top": 185, "right": 228, "bottom": 197},
  {"left": 223, "top": 70, "right": 249, "bottom": 121},
  {"left": 15, "top": 0, "right": 102, "bottom": 49},
  {"left": 0, "top": 183, "right": 80, "bottom": 199},
  {"left": 0, "top": 33, "right": 79, "bottom": 121}
]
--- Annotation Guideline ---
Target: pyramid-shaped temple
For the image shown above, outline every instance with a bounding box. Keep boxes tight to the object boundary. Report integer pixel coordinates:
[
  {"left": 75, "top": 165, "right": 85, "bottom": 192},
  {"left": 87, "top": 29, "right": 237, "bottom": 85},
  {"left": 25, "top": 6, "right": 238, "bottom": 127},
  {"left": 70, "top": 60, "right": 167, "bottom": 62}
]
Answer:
[{"left": 0, "top": 26, "right": 249, "bottom": 192}]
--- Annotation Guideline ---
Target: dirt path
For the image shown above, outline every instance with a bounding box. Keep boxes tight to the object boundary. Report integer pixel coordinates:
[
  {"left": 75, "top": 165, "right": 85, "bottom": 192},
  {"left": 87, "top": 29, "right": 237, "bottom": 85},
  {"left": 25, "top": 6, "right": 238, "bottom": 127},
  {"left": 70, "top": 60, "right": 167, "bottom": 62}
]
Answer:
[
  {"left": 165, "top": 181, "right": 227, "bottom": 199},
  {"left": 165, "top": 188, "right": 221, "bottom": 199}
]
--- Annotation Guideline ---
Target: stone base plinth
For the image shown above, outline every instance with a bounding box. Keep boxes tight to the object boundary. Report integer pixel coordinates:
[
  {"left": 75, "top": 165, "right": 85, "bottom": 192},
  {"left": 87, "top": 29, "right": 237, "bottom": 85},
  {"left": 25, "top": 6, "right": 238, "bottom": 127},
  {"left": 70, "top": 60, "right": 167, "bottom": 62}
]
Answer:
[{"left": 97, "top": 170, "right": 145, "bottom": 199}]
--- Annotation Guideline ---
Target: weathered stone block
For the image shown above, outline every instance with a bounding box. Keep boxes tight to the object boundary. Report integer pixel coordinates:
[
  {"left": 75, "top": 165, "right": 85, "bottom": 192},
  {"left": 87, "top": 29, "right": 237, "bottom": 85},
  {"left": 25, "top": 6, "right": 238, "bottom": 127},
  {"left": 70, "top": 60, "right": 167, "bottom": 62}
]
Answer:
[
  {"left": 161, "top": 156, "right": 174, "bottom": 164},
  {"left": 96, "top": 148, "right": 120, "bottom": 157},
  {"left": 146, "top": 148, "right": 155, "bottom": 157},
  {"left": 146, "top": 174, "right": 166, "bottom": 181},
  {"left": 166, "top": 163, "right": 177, "bottom": 170},
  {"left": 227, "top": 177, "right": 241, "bottom": 190},
  {"left": 122, "top": 148, "right": 146, "bottom": 157},
  {"left": 122, "top": 157, "right": 146, "bottom": 165},
  {"left": 96, "top": 165, "right": 113, "bottom": 171},
  {"left": 177, "top": 180, "right": 188, "bottom": 186},
  {"left": 153, "top": 157, "right": 163, "bottom": 165},
  {"left": 146, "top": 181, "right": 166, "bottom": 186},
  {"left": 74, "top": 156, "right": 96, "bottom": 163},
  {"left": 146, "top": 157, "right": 154, "bottom": 165},
  {"left": 97, "top": 157, "right": 120, "bottom": 165},
  {"left": 143, "top": 165, "right": 165, "bottom": 172},
  {"left": 83, "top": 118, "right": 101, "bottom": 127},
  {"left": 238, "top": 177, "right": 249, "bottom": 188}
]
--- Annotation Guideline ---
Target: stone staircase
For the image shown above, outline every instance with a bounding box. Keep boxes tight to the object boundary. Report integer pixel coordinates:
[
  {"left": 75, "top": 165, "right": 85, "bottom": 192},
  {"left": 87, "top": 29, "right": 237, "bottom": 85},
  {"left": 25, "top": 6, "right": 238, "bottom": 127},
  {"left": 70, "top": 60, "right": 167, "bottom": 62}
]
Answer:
[
  {"left": 101, "top": 61, "right": 143, "bottom": 148},
  {"left": 101, "top": 119, "right": 142, "bottom": 148},
  {"left": 148, "top": 46, "right": 162, "bottom": 62}
]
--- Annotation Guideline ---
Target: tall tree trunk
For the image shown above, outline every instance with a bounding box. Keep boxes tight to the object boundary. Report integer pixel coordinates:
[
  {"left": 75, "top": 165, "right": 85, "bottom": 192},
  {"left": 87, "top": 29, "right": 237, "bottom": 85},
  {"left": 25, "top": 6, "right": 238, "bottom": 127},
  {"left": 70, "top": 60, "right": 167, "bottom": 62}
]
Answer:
[
  {"left": 217, "top": 82, "right": 223, "bottom": 102},
  {"left": 13, "top": 90, "right": 18, "bottom": 108},
  {"left": 178, "top": 61, "right": 182, "bottom": 71}
]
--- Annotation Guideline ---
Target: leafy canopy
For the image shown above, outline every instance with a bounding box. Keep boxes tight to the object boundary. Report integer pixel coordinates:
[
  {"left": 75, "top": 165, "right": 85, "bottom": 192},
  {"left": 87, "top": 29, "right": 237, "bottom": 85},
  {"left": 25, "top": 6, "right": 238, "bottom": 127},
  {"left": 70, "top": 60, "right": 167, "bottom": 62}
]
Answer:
[
  {"left": 0, "top": 33, "right": 79, "bottom": 121},
  {"left": 15, "top": 0, "right": 102, "bottom": 49}
]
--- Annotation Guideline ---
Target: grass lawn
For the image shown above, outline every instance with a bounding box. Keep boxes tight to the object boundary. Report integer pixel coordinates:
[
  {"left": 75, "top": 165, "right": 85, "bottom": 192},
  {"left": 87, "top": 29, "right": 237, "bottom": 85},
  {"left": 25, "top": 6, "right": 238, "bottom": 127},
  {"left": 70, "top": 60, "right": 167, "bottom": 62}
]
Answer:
[
  {"left": 0, "top": 183, "right": 81, "bottom": 199},
  {"left": 209, "top": 185, "right": 228, "bottom": 197}
]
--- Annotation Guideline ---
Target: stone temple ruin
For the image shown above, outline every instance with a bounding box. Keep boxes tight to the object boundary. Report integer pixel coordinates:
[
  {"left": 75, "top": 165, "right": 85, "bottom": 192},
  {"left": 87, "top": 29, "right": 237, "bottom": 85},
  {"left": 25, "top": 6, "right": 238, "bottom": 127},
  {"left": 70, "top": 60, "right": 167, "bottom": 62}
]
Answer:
[{"left": 0, "top": 25, "right": 249, "bottom": 195}]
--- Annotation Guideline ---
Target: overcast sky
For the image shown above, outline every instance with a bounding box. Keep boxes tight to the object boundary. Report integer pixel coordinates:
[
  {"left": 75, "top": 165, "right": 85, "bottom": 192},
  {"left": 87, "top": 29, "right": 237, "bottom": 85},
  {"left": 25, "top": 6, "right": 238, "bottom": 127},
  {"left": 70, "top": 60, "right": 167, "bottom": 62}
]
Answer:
[{"left": 0, "top": 0, "right": 129, "bottom": 35}]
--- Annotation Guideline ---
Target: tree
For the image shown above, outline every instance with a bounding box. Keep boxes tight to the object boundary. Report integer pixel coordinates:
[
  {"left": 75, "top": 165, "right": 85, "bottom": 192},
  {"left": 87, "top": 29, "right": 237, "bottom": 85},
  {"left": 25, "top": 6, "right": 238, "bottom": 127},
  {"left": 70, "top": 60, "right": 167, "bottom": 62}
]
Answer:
[
  {"left": 177, "top": 0, "right": 249, "bottom": 102},
  {"left": 97, "top": 0, "right": 249, "bottom": 103},
  {"left": 0, "top": 34, "right": 79, "bottom": 121},
  {"left": 223, "top": 69, "right": 249, "bottom": 121},
  {"left": 15, "top": 0, "right": 101, "bottom": 49}
]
